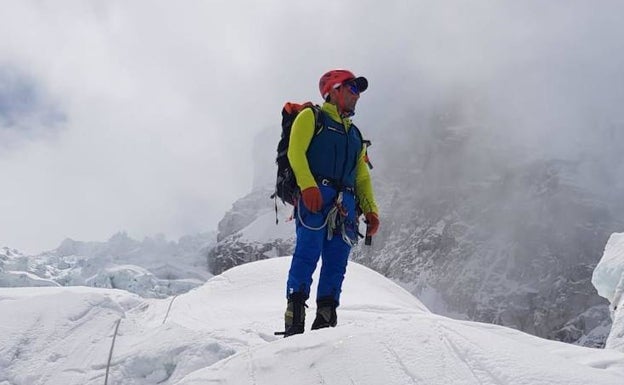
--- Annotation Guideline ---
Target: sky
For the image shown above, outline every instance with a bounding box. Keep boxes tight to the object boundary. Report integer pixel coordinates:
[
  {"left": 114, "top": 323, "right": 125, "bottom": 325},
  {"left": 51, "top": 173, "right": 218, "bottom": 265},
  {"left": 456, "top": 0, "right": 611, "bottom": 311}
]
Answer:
[
  {"left": 1, "top": 257, "right": 623, "bottom": 384},
  {"left": 1, "top": 0, "right": 624, "bottom": 253}
]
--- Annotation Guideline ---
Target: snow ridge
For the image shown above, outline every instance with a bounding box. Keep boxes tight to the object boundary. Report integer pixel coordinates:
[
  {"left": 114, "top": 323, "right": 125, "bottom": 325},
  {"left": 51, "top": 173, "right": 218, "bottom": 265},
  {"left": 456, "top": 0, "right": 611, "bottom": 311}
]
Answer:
[{"left": 2, "top": 258, "right": 623, "bottom": 385}]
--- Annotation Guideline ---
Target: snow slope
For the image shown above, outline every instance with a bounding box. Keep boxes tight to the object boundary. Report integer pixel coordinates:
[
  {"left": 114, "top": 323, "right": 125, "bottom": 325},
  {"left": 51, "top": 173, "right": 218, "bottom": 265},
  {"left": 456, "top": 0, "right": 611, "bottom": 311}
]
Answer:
[
  {"left": 2, "top": 257, "right": 623, "bottom": 385},
  {"left": 593, "top": 232, "right": 624, "bottom": 351}
]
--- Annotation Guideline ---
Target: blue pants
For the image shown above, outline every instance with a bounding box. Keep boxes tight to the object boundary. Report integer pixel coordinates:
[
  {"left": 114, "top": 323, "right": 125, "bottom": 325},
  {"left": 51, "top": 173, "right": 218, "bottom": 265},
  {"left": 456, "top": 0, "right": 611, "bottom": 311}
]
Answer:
[{"left": 286, "top": 186, "right": 357, "bottom": 306}]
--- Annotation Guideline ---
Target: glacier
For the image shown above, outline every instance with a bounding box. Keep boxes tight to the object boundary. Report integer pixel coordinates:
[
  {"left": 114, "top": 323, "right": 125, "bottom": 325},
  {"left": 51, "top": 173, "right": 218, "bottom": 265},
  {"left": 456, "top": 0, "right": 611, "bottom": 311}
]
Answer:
[{"left": 0, "top": 231, "right": 215, "bottom": 298}]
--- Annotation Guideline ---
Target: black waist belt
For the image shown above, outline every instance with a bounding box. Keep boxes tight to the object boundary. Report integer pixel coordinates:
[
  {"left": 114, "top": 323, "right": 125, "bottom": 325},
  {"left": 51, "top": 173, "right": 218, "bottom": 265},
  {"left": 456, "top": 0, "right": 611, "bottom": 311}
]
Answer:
[{"left": 316, "top": 177, "right": 355, "bottom": 193}]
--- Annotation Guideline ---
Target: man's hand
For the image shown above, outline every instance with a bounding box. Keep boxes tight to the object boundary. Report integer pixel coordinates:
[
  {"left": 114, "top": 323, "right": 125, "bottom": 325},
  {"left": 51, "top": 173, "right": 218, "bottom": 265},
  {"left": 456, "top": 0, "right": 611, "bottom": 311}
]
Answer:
[
  {"left": 365, "top": 212, "right": 379, "bottom": 236},
  {"left": 301, "top": 187, "right": 323, "bottom": 213}
]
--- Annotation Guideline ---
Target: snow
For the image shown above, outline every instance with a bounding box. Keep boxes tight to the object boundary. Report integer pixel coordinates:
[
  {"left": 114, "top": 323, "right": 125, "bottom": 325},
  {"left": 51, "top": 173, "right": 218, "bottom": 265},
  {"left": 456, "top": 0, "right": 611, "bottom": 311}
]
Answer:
[
  {"left": 0, "top": 270, "right": 60, "bottom": 287},
  {"left": 592, "top": 232, "right": 624, "bottom": 351},
  {"left": 2, "top": 257, "right": 623, "bottom": 385}
]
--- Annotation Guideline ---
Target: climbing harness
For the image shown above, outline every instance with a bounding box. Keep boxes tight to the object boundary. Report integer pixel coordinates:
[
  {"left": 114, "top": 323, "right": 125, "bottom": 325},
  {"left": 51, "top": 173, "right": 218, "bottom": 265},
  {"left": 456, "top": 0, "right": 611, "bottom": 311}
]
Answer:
[{"left": 296, "top": 191, "right": 359, "bottom": 247}]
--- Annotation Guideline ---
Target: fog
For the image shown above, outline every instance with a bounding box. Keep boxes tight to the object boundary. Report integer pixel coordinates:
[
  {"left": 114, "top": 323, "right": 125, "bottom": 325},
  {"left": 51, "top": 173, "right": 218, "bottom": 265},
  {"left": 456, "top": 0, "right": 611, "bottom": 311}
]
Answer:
[{"left": 1, "top": 0, "right": 623, "bottom": 253}]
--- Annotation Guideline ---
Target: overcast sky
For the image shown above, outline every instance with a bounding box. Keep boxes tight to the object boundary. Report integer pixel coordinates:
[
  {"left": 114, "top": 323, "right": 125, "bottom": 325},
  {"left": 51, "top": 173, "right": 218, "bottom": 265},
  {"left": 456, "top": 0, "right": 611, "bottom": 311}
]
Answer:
[{"left": 1, "top": 0, "right": 623, "bottom": 253}]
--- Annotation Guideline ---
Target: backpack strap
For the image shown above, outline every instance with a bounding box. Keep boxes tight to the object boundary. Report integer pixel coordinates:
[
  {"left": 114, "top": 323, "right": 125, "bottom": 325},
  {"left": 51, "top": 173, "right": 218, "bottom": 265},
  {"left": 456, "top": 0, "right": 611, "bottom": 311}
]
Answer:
[
  {"left": 309, "top": 105, "right": 325, "bottom": 136},
  {"left": 350, "top": 123, "right": 373, "bottom": 170}
]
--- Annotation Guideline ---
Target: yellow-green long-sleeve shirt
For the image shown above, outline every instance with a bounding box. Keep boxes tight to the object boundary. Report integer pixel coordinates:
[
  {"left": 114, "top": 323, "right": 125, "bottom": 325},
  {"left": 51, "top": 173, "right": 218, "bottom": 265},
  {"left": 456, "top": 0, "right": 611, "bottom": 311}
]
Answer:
[{"left": 287, "top": 102, "right": 379, "bottom": 215}]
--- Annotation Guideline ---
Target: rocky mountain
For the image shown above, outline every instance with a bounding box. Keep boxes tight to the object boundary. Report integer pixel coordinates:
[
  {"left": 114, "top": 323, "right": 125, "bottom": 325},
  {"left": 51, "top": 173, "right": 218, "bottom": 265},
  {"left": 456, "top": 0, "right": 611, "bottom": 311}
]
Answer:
[
  {"left": 351, "top": 158, "right": 620, "bottom": 347},
  {"left": 208, "top": 186, "right": 295, "bottom": 275}
]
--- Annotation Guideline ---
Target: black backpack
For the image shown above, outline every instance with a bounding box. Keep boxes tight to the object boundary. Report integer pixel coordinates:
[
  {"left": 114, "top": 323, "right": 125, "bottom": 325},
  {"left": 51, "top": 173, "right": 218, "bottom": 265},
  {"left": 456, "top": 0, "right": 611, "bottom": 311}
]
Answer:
[{"left": 271, "top": 102, "right": 324, "bottom": 206}]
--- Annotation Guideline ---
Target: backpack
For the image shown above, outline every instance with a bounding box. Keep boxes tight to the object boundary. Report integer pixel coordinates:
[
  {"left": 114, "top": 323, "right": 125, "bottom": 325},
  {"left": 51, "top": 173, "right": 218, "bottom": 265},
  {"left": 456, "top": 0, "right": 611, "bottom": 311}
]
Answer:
[{"left": 271, "top": 102, "right": 324, "bottom": 206}]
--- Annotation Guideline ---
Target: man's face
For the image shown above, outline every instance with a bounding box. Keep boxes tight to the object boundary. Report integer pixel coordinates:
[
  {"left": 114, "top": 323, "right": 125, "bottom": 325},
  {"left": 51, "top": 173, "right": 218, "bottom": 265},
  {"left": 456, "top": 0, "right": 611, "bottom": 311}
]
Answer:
[{"left": 333, "top": 80, "right": 360, "bottom": 115}]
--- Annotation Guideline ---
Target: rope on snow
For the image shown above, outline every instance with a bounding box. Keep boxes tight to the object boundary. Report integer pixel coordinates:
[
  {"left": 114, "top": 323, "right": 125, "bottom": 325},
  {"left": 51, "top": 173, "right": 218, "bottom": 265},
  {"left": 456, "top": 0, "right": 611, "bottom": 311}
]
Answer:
[
  {"left": 102, "top": 295, "right": 181, "bottom": 384},
  {"left": 104, "top": 318, "right": 122, "bottom": 385},
  {"left": 162, "top": 294, "right": 179, "bottom": 325}
]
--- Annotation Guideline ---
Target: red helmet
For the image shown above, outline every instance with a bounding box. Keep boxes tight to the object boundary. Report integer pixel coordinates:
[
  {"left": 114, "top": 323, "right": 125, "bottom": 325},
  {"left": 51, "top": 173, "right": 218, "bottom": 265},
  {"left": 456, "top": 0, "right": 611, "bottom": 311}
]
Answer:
[{"left": 319, "top": 69, "right": 368, "bottom": 99}]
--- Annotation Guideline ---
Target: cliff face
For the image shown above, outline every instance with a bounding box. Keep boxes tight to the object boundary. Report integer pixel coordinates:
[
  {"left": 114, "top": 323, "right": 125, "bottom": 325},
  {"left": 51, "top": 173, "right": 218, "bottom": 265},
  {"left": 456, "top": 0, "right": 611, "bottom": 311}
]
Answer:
[{"left": 353, "top": 157, "right": 619, "bottom": 346}]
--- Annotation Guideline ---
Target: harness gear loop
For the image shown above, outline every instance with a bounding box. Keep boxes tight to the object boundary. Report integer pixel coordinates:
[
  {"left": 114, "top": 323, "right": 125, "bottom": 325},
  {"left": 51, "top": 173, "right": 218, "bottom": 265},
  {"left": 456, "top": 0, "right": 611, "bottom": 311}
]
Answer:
[
  {"left": 296, "top": 194, "right": 331, "bottom": 231},
  {"left": 325, "top": 192, "right": 342, "bottom": 241}
]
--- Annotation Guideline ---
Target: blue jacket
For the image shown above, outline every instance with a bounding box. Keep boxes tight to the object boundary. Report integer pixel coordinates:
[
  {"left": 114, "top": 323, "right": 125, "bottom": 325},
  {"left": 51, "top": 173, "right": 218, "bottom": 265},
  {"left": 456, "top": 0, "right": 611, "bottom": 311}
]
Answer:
[{"left": 306, "top": 109, "right": 363, "bottom": 188}]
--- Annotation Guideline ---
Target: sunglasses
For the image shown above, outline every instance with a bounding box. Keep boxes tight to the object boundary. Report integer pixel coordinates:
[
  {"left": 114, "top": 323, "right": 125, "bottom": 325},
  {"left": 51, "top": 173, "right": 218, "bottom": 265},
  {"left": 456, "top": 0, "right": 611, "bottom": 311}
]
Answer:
[{"left": 342, "top": 81, "right": 359, "bottom": 95}]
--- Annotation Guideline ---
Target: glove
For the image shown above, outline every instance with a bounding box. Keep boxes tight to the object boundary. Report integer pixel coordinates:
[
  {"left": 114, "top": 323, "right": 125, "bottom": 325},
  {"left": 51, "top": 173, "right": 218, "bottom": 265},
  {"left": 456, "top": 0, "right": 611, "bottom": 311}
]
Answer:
[
  {"left": 301, "top": 187, "right": 323, "bottom": 213},
  {"left": 365, "top": 212, "right": 380, "bottom": 236}
]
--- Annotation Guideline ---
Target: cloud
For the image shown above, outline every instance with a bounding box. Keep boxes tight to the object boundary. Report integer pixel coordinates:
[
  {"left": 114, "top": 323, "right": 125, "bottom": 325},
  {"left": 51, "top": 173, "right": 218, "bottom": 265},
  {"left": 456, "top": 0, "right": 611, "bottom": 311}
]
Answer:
[
  {"left": 0, "top": 66, "right": 67, "bottom": 148},
  {"left": 1, "top": 0, "right": 623, "bottom": 253}
]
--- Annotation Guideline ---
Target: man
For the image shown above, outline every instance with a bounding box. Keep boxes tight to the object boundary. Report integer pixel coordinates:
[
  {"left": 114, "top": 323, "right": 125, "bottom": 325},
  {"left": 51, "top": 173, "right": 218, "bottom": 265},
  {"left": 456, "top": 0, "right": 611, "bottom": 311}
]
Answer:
[{"left": 282, "top": 69, "right": 380, "bottom": 336}]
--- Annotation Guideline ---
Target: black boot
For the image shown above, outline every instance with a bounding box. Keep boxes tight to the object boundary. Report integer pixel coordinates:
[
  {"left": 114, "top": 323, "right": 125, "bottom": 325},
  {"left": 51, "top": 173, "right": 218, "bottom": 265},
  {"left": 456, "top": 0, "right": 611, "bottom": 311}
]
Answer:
[
  {"left": 311, "top": 297, "right": 338, "bottom": 330},
  {"left": 283, "top": 292, "right": 307, "bottom": 337}
]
